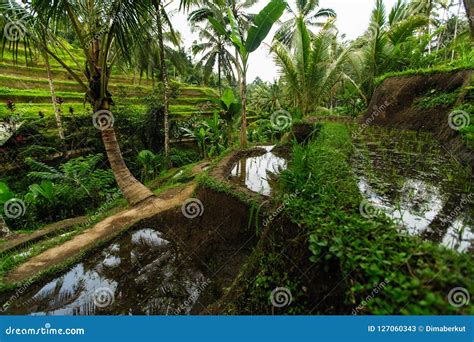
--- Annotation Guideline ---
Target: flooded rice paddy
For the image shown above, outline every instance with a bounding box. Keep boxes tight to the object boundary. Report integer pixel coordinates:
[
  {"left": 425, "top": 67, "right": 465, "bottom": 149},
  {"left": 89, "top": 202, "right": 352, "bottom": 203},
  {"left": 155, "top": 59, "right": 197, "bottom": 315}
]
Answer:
[
  {"left": 351, "top": 127, "right": 473, "bottom": 252},
  {"left": 229, "top": 146, "right": 288, "bottom": 196},
  {"left": 1, "top": 227, "right": 211, "bottom": 315}
]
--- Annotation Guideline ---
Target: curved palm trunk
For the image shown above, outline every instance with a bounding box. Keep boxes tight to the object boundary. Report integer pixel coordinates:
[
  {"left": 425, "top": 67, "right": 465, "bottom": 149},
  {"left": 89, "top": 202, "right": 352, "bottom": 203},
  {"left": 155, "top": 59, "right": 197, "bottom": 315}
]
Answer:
[{"left": 101, "top": 127, "right": 154, "bottom": 205}]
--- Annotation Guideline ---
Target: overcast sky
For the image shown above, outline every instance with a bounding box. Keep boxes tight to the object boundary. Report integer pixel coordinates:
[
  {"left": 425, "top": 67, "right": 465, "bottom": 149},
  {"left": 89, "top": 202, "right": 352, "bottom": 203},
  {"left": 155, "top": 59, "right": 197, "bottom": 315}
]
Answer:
[{"left": 170, "top": 0, "right": 462, "bottom": 82}]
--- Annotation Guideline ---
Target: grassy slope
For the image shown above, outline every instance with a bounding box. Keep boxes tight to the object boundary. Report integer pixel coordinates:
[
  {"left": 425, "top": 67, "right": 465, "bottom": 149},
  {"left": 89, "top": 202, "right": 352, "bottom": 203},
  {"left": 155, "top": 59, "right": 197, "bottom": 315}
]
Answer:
[{"left": 0, "top": 45, "right": 218, "bottom": 124}]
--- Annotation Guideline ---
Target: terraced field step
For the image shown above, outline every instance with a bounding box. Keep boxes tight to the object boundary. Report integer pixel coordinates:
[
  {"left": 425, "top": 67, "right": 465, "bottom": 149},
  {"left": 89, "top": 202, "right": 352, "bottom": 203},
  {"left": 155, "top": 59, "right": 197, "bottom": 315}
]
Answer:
[
  {"left": 0, "top": 102, "right": 215, "bottom": 121},
  {"left": 0, "top": 62, "right": 143, "bottom": 85},
  {"left": 0, "top": 74, "right": 217, "bottom": 97}
]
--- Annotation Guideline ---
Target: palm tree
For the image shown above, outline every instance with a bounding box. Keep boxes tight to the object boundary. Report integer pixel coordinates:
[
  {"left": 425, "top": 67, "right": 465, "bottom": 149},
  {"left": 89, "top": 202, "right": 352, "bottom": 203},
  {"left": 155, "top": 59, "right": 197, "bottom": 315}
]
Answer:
[
  {"left": 352, "top": 0, "right": 428, "bottom": 98},
  {"left": 191, "top": 28, "right": 236, "bottom": 94},
  {"left": 152, "top": 0, "right": 180, "bottom": 166},
  {"left": 208, "top": 0, "right": 286, "bottom": 147},
  {"left": 464, "top": 0, "right": 474, "bottom": 40},
  {"left": 22, "top": 0, "right": 155, "bottom": 205},
  {"left": 0, "top": 3, "right": 65, "bottom": 141},
  {"left": 274, "top": 0, "right": 336, "bottom": 47},
  {"left": 272, "top": 17, "right": 350, "bottom": 116}
]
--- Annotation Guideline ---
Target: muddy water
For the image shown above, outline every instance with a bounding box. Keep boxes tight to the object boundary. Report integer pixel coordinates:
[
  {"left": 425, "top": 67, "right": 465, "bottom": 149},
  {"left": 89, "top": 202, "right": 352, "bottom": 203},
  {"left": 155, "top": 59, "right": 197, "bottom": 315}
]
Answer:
[
  {"left": 352, "top": 127, "right": 473, "bottom": 253},
  {"left": 1, "top": 228, "right": 211, "bottom": 315},
  {"left": 229, "top": 146, "right": 288, "bottom": 196}
]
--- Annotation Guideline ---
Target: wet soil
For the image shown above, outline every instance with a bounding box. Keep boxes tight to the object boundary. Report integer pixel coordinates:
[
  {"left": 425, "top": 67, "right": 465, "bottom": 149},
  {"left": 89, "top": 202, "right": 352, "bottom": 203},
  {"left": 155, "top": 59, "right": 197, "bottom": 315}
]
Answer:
[{"left": 0, "top": 187, "right": 257, "bottom": 315}]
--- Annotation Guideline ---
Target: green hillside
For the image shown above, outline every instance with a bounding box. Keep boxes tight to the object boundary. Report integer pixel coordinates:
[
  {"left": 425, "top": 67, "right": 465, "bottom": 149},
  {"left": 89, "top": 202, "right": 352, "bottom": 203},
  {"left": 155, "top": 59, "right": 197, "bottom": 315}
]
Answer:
[{"left": 0, "top": 46, "right": 218, "bottom": 126}]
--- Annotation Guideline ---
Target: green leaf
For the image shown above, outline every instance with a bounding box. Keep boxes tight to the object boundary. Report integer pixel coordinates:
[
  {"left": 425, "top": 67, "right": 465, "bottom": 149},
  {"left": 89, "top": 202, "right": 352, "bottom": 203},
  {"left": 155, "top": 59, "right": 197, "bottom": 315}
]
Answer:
[
  {"left": 0, "top": 182, "right": 13, "bottom": 204},
  {"left": 245, "top": 0, "right": 286, "bottom": 53},
  {"left": 208, "top": 16, "right": 229, "bottom": 38},
  {"left": 227, "top": 8, "right": 247, "bottom": 57},
  {"left": 221, "top": 88, "right": 235, "bottom": 108}
]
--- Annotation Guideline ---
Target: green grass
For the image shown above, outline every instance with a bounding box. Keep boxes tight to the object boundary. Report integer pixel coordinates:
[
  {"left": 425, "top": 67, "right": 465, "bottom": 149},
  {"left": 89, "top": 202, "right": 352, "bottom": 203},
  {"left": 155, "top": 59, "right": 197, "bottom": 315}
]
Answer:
[
  {"left": 276, "top": 122, "right": 473, "bottom": 314},
  {"left": 414, "top": 89, "right": 460, "bottom": 109},
  {"left": 375, "top": 63, "right": 473, "bottom": 86}
]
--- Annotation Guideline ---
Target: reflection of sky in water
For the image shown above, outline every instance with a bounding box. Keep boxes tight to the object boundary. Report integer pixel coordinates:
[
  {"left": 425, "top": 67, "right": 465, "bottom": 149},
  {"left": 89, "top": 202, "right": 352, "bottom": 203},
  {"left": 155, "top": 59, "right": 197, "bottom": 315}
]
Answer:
[
  {"left": 358, "top": 177, "right": 443, "bottom": 232},
  {"left": 30, "top": 264, "right": 118, "bottom": 316},
  {"left": 357, "top": 173, "right": 472, "bottom": 253},
  {"left": 442, "top": 218, "right": 474, "bottom": 252},
  {"left": 230, "top": 146, "right": 287, "bottom": 196},
  {"left": 7, "top": 228, "right": 208, "bottom": 315}
]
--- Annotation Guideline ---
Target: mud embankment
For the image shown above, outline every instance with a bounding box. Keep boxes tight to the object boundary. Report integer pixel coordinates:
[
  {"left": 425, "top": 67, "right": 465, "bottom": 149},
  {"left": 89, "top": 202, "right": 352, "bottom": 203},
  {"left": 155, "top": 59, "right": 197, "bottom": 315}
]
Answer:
[{"left": 362, "top": 69, "right": 473, "bottom": 168}]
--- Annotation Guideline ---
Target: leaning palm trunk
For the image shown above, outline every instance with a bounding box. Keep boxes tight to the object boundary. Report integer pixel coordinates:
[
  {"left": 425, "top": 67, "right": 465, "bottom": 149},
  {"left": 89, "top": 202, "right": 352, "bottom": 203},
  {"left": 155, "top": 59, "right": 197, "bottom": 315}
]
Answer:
[
  {"left": 154, "top": 0, "right": 171, "bottom": 166},
  {"left": 101, "top": 126, "right": 154, "bottom": 205}
]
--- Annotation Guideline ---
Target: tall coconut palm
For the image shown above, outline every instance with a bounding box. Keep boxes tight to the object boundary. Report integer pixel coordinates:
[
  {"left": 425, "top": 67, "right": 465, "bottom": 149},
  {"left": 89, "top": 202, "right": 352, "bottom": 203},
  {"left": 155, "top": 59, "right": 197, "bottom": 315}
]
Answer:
[
  {"left": 272, "top": 17, "right": 350, "bottom": 116},
  {"left": 274, "top": 0, "right": 336, "bottom": 47},
  {"left": 0, "top": 3, "right": 65, "bottom": 141},
  {"left": 192, "top": 28, "right": 236, "bottom": 94},
  {"left": 352, "top": 0, "right": 428, "bottom": 98},
  {"left": 464, "top": 0, "right": 474, "bottom": 40},
  {"left": 152, "top": 0, "right": 180, "bottom": 166},
  {"left": 21, "top": 0, "right": 155, "bottom": 205}
]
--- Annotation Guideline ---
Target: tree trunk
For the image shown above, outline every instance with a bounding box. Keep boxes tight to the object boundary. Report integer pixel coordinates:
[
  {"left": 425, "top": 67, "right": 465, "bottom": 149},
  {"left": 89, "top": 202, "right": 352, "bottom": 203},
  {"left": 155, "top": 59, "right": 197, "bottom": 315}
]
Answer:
[
  {"left": 0, "top": 215, "right": 12, "bottom": 238},
  {"left": 43, "top": 49, "right": 65, "bottom": 141},
  {"left": 154, "top": 0, "right": 171, "bottom": 166},
  {"left": 464, "top": 0, "right": 474, "bottom": 40},
  {"left": 218, "top": 45, "right": 222, "bottom": 96},
  {"left": 101, "top": 126, "right": 154, "bottom": 205},
  {"left": 451, "top": 1, "right": 463, "bottom": 61},
  {"left": 240, "top": 69, "right": 247, "bottom": 148}
]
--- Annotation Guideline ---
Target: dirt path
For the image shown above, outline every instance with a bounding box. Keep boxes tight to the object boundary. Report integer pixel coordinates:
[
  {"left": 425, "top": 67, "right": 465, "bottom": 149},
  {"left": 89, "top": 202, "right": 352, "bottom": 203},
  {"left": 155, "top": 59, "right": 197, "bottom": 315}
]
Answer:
[{"left": 7, "top": 183, "right": 196, "bottom": 284}]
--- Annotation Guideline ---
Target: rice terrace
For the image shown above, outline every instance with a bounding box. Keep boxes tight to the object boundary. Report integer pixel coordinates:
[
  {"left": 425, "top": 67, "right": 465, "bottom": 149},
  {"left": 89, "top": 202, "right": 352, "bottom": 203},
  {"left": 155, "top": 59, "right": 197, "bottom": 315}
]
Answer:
[{"left": 0, "top": 0, "right": 472, "bottom": 318}]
